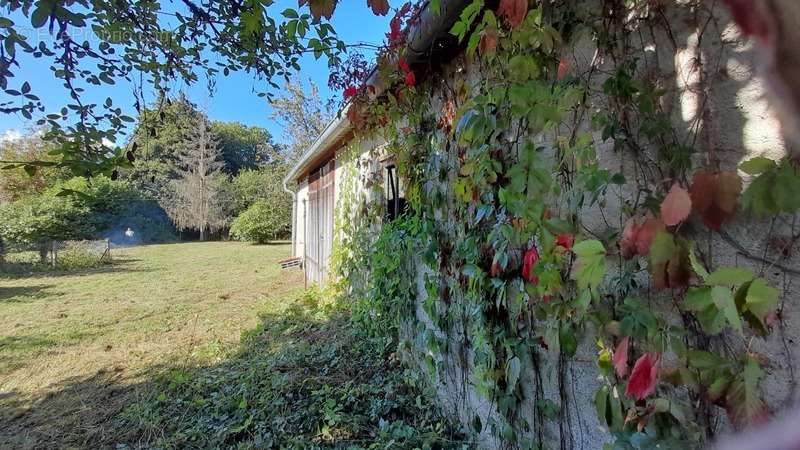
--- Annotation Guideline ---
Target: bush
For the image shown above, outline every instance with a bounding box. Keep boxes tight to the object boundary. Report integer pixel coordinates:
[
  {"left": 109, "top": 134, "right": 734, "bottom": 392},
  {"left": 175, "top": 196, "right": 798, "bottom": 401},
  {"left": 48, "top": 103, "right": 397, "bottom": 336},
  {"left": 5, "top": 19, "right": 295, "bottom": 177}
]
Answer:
[
  {"left": 0, "top": 194, "right": 95, "bottom": 247},
  {"left": 229, "top": 200, "right": 288, "bottom": 244},
  {"left": 49, "top": 176, "right": 175, "bottom": 243},
  {"left": 55, "top": 241, "right": 110, "bottom": 271}
]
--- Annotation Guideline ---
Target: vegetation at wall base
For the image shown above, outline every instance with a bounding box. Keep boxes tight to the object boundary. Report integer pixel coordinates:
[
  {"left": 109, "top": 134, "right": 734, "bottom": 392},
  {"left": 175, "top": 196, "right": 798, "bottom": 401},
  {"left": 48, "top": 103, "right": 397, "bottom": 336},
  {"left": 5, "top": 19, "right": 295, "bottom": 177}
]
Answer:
[{"left": 122, "top": 289, "right": 467, "bottom": 449}]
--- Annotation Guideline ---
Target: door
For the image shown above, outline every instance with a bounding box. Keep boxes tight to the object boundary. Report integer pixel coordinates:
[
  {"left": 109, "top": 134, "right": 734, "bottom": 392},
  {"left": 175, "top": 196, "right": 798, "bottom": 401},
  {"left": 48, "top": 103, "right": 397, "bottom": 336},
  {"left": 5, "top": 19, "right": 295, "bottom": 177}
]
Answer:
[{"left": 304, "top": 159, "right": 335, "bottom": 285}]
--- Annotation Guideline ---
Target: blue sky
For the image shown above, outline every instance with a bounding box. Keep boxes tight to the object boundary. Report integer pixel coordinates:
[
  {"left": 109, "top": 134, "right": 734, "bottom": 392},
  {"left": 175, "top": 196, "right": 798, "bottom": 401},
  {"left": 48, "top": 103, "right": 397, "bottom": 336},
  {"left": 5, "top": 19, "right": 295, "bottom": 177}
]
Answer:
[{"left": 0, "top": 2, "right": 391, "bottom": 145}]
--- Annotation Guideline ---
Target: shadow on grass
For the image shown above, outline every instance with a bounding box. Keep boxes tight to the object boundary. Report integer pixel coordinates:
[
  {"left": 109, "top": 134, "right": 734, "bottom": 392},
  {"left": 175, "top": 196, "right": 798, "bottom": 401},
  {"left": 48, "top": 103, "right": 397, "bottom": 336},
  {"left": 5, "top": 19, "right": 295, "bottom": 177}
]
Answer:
[
  {"left": 0, "top": 293, "right": 466, "bottom": 450},
  {"left": 0, "top": 258, "right": 150, "bottom": 280},
  {"left": 0, "top": 285, "right": 53, "bottom": 301}
]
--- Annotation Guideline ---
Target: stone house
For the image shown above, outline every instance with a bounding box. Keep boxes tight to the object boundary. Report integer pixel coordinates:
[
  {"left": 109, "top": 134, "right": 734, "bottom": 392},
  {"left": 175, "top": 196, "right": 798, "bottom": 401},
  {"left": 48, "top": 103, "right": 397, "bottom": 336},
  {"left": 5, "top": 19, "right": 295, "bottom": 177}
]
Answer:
[{"left": 284, "top": 0, "right": 800, "bottom": 448}]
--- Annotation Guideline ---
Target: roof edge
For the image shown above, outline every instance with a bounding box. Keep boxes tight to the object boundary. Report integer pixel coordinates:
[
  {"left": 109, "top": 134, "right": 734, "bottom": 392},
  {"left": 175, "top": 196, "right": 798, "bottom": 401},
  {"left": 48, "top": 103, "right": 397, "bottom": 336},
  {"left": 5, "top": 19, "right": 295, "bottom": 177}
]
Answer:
[{"left": 283, "top": 0, "right": 472, "bottom": 187}]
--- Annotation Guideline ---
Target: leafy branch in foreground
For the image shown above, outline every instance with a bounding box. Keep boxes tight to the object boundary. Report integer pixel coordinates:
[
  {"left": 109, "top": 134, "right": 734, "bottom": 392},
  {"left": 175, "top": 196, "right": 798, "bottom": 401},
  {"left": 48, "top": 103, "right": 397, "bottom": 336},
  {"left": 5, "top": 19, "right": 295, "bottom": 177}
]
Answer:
[{"left": 0, "top": 0, "right": 393, "bottom": 177}]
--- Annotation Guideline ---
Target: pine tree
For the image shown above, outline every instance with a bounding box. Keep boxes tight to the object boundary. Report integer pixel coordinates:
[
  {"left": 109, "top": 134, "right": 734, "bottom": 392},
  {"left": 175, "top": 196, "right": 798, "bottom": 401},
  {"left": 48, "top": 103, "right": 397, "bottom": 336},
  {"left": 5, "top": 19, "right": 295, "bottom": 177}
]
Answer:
[{"left": 165, "top": 116, "right": 227, "bottom": 240}]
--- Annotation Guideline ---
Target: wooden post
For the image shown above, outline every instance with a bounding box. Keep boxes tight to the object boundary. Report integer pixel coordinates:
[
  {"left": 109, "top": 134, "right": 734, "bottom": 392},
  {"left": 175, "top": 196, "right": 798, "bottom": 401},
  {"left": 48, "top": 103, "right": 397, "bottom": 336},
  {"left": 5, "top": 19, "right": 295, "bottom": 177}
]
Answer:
[{"left": 51, "top": 240, "right": 57, "bottom": 268}]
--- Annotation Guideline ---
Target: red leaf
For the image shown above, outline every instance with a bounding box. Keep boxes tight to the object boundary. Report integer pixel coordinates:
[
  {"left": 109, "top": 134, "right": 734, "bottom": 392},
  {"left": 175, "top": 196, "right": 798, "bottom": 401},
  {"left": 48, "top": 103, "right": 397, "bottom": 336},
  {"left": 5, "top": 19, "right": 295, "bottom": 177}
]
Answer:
[
  {"left": 404, "top": 70, "right": 416, "bottom": 87},
  {"left": 690, "top": 170, "right": 742, "bottom": 230},
  {"left": 620, "top": 216, "right": 665, "bottom": 259},
  {"left": 522, "top": 246, "right": 540, "bottom": 284},
  {"left": 556, "top": 233, "right": 574, "bottom": 250},
  {"left": 343, "top": 85, "right": 357, "bottom": 100},
  {"left": 613, "top": 337, "right": 630, "bottom": 378},
  {"left": 625, "top": 353, "right": 660, "bottom": 401},
  {"left": 649, "top": 232, "right": 690, "bottom": 290},
  {"left": 478, "top": 28, "right": 498, "bottom": 55},
  {"left": 714, "top": 171, "right": 742, "bottom": 214},
  {"left": 637, "top": 217, "right": 665, "bottom": 256},
  {"left": 557, "top": 58, "right": 570, "bottom": 80},
  {"left": 660, "top": 183, "right": 692, "bottom": 226},
  {"left": 497, "top": 0, "right": 528, "bottom": 29},
  {"left": 689, "top": 170, "right": 715, "bottom": 213},
  {"left": 397, "top": 57, "right": 410, "bottom": 73},
  {"left": 722, "top": 0, "right": 773, "bottom": 43},
  {"left": 367, "top": 0, "right": 390, "bottom": 16}
]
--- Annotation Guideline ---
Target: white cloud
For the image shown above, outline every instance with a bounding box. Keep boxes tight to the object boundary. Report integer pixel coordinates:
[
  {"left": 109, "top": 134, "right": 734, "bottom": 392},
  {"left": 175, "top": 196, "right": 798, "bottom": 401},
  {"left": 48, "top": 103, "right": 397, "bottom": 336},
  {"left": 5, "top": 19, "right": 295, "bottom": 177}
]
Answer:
[{"left": 0, "top": 129, "right": 22, "bottom": 143}]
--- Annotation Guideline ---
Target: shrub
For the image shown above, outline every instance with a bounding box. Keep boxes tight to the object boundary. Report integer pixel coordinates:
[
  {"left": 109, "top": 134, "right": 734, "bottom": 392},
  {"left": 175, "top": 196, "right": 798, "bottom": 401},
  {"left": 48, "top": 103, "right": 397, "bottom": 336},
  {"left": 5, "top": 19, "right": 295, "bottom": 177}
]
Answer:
[
  {"left": 49, "top": 176, "right": 175, "bottom": 243},
  {"left": 55, "top": 241, "right": 110, "bottom": 271},
  {"left": 230, "top": 200, "right": 288, "bottom": 244},
  {"left": 0, "top": 194, "right": 95, "bottom": 248}
]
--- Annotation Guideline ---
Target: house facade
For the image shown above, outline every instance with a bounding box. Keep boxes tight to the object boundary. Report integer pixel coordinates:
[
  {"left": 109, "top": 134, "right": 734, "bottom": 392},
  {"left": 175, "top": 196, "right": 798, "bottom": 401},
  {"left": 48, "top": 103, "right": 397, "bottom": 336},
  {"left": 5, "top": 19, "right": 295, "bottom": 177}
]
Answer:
[{"left": 284, "top": 1, "right": 800, "bottom": 448}]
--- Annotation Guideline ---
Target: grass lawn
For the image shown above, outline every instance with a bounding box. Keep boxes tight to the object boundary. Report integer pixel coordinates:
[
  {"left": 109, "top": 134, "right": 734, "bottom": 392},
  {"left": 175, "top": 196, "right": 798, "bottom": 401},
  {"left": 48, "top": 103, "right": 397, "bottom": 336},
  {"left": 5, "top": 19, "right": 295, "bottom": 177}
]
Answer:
[{"left": 0, "top": 242, "right": 464, "bottom": 449}]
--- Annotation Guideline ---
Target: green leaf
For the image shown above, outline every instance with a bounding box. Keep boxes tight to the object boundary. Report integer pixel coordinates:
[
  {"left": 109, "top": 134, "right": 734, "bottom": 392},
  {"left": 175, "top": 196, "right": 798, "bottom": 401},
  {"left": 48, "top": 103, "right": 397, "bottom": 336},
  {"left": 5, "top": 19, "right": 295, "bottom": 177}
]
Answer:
[
  {"left": 711, "top": 286, "right": 742, "bottom": 333},
  {"left": 688, "top": 245, "right": 709, "bottom": 281},
  {"left": 726, "top": 357, "right": 764, "bottom": 425},
  {"left": 705, "top": 267, "right": 754, "bottom": 287},
  {"left": 742, "top": 171, "right": 778, "bottom": 215},
  {"left": 594, "top": 386, "right": 609, "bottom": 425},
  {"left": 505, "top": 356, "right": 521, "bottom": 392},
  {"left": 31, "top": 5, "right": 51, "bottom": 28},
  {"left": 773, "top": 163, "right": 800, "bottom": 212},
  {"left": 739, "top": 156, "right": 776, "bottom": 175},
  {"left": 508, "top": 55, "right": 539, "bottom": 82},
  {"left": 560, "top": 325, "right": 578, "bottom": 357},
  {"left": 745, "top": 278, "right": 779, "bottom": 321},
  {"left": 683, "top": 287, "right": 712, "bottom": 311},
  {"left": 687, "top": 350, "right": 727, "bottom": 370},
  {"left": 573, "top": 240, "right": 606, "bottom": 290},
  {"left": 281, "top": 8, "right": 299, "bottom": 18},
  {"left": 573, "top": 239, "right": 604, "bottom": 257}
]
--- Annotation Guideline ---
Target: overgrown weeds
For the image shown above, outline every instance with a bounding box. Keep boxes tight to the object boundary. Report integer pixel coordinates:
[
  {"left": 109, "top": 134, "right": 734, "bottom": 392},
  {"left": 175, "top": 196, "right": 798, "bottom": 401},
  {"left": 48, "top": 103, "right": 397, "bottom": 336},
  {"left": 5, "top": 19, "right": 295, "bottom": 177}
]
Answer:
[{"left": 120, "top": 290, "right": 468, "bottom": 449}]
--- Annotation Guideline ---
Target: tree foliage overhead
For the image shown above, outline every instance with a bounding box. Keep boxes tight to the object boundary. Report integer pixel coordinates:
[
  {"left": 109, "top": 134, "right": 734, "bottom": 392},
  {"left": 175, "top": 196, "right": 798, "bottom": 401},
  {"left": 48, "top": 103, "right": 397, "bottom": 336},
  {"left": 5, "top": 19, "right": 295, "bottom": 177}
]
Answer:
[{"left": 0, "top": 0, "right": 392, "bottom": 177}]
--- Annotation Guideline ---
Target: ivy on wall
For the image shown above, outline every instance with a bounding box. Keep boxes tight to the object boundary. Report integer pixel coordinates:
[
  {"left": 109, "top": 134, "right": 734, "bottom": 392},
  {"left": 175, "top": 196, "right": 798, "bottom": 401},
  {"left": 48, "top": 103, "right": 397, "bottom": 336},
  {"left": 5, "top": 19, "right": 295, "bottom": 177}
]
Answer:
[{"left": 330, "top": 1, "right": 799, "bottom": 448}]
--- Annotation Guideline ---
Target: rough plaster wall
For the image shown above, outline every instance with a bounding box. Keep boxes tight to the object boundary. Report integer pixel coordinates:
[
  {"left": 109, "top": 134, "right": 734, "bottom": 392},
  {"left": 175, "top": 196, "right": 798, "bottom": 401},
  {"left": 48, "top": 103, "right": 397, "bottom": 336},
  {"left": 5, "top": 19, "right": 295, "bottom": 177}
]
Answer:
[
  {"left": 327, "top": 2, "right": 800, "bottom": 448},
  {"left": 385, "top": 2, "right": 800, "bottom": 450}
]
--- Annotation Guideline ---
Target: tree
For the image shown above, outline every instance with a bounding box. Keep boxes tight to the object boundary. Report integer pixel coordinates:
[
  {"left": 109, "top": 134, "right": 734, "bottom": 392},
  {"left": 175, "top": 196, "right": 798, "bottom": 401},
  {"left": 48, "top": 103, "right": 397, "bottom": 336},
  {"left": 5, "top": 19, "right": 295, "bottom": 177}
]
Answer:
[
  {"left": 0, "top": 129, "right": 67, "bottom": 203},
  {"left": 164, "top": 116, "right": 227, "bottom": 240},
  {"left": 0, "top": 2, "right": 388, "bottom": 177},
  {"left": 128, "top": 96, "right": 279, "bottom": 193},
  {"left": 230, "top": 162, "right": 291, "bottom": 216},
  {"left": 269, "top": 78, "right": 334, "bottom": 163},
  {"left": 127, "top": 95, "right": 204, "bottom": 194},
  {"left": 212, "top": 122, "right": 279, "bottom": 175}
]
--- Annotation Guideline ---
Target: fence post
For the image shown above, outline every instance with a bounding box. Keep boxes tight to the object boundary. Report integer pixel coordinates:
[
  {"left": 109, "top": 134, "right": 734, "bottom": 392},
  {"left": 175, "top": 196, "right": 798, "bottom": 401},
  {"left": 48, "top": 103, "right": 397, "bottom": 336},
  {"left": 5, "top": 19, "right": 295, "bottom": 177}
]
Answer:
[{"left": 52, "top": 240, "right": 57, "bottom": 268}]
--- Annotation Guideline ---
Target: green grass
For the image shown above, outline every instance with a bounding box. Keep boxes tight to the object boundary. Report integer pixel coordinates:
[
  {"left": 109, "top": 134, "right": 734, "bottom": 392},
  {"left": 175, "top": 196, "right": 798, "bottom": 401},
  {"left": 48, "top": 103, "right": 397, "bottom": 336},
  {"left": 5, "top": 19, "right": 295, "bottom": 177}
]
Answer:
[
  {"left": 0, "top": 242, "right": 465, "bottom": 449},
  {"left": 0, "top": 242, "right": 304, "bottom": 448}
]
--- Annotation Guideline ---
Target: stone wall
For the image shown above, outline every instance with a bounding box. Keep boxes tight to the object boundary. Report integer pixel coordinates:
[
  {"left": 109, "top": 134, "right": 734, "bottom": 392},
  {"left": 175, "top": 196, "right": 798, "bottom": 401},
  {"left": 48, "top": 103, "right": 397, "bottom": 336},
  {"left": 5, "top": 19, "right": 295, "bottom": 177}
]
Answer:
[{"left": 335, "top": 1, "right": 800, "bottom": 448}]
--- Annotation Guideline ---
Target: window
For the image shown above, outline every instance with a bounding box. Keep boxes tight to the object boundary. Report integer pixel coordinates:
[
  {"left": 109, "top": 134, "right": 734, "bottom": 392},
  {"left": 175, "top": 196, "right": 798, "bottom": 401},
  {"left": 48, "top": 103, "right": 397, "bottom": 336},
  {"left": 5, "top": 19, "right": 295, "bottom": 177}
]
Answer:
[{"left": 385, "top": 163, "right": 407, "bottom": 221}]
